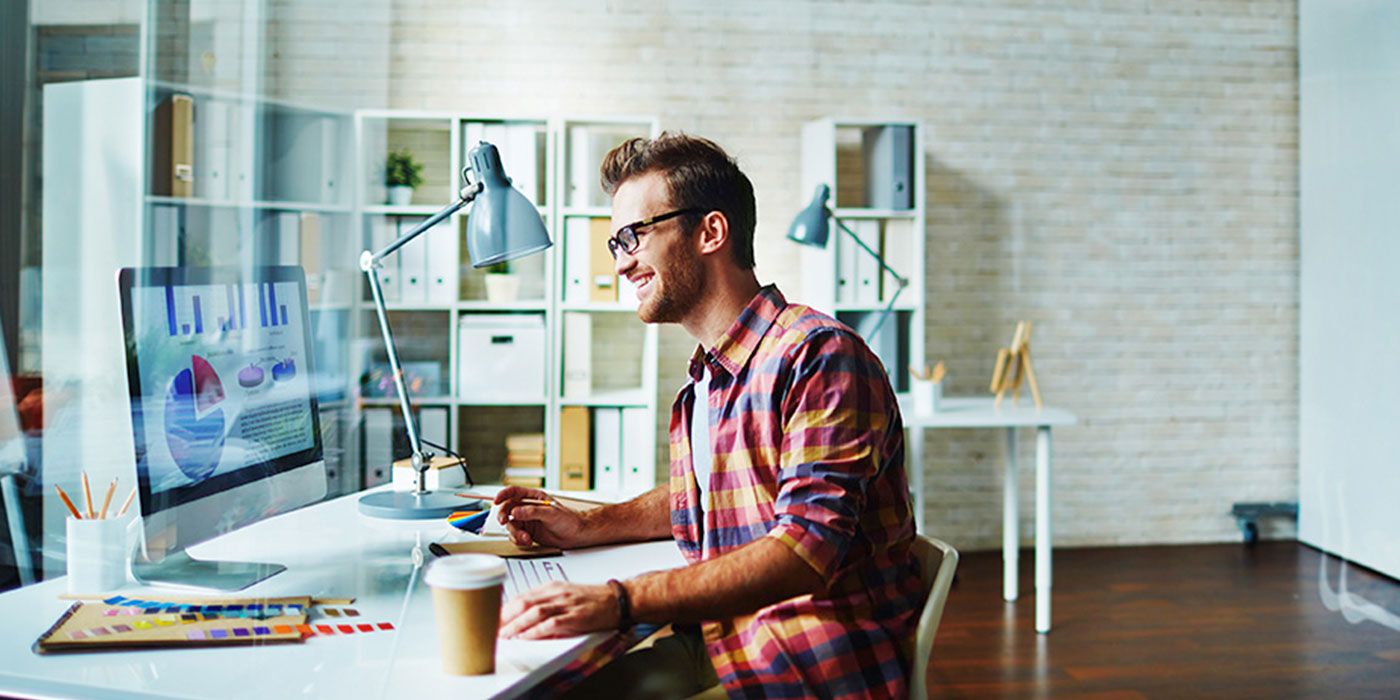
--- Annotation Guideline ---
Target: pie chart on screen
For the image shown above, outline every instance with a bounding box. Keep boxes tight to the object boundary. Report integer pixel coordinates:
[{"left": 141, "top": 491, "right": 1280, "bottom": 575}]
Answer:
[{"left": 163, "top": 354, "right": 227, "bottom": 481}]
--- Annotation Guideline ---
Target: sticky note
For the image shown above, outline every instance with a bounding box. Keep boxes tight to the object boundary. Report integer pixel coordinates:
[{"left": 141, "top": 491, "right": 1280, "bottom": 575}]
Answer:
[
  {"left": 324, "top": 608, "right": 341, "bottom": 618},
  {"left": 316, "top": 625, "right": 334, "bottom": 635},
  {"left": 273, "top": 625, "right": 293, "bottom": 634},
  {"left": 253, "top": 626, "right": 271, "bottom": 635},
  {"left": 91, "top": 627, "right": 110, "bottom": 636},
  {"left": 113, "top": 624, "right": 132, "bottom": 633},
  {"left": 295, "top": 625, "right": 313, "bottom": 635},
  {"left": 210, "top": 629, "right": 228, "bottom": 639},
  {"left": 377, "top": 622, "right": 395, "bottom": 631},
  {"left": 69, "top": 630, "right": 87, "bottom": 640},
  {"left": 344, "top": 608, "right": 360, "bottom": 618},
  {"left": 357, "top": 624, "right": 373, "bottom": 633},
  {"left": 133, "top": 620, "right": 152, "bottom": 630},
  {"left": 337, "top": 624, "right": 353, "bottom": 634},
  {"left": 232, "top": 628, "right": 250, "bottom": 638},
  {"left": 187, "top": 630, "right": 206, "bottom": 641}
]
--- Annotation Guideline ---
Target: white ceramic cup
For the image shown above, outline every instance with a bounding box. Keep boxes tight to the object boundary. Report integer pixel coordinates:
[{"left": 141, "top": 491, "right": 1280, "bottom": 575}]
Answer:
[
  {"left": 66, "top": 513, "right": 137, "bottom": 594},
  {"left": 425, "top": 554, "right": 507, "bottom": 675},
  {"left": 914, "top": 380, "right": 942, "bottom": 416}
]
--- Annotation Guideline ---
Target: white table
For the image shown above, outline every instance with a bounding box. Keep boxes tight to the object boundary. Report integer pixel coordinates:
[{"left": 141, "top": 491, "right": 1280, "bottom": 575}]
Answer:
[
  {"left": 902, "top": 396, "right": 1077, "bottom": 633},
  {"left": 0, "top": 487, "right": 684, "bottom": 699}
]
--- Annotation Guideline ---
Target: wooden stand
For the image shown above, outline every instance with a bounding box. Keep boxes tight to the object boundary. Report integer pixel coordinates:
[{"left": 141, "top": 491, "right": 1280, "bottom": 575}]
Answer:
[{"left": 989, "top": 321, "right": 1043, "bottom": 410}]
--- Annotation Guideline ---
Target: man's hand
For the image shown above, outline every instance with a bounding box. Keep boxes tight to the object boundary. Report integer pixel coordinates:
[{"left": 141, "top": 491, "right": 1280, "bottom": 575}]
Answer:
[
  {"left": 498, "top": 581, "right": 619, "bottom": 639},
  {"left": 494, "top": 486, "right": 594, "bottom": 549}
]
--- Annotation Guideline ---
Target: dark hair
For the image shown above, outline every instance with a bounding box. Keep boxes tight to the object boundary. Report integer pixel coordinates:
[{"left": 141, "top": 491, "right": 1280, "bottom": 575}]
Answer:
[{"left": 600, "top": 131, "right": 757, "bottom": 269}]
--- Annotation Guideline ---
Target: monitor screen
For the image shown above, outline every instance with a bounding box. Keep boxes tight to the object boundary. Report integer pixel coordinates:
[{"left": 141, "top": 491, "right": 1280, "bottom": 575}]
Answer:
[{"left": 118, "top": 266, "right": 322, "bottom": 515}]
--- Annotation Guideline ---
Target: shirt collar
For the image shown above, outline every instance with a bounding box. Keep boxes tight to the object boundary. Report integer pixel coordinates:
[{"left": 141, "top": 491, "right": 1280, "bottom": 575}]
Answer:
[{"left": 686, "top": 285, "right": 787, "bottom": 381}]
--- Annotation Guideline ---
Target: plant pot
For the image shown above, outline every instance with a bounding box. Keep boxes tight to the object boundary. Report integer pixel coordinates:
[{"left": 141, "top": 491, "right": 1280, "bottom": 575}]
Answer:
[
  {"left": 484, "top": 274, "right": 520, "bottom": 303},
  {"left": 387, "top": 185, "right": 414, "bottom": 206}
]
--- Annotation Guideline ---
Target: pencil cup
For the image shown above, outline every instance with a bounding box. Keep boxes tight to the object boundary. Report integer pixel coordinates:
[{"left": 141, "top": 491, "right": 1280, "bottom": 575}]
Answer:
[
  {"left": 66, "top": 514, "right": 136, "bottom": 594},
  {"left": 426, "top": 554, "right": 507, "bottom": 675},
  {"left": 913, "top": 380, "right": 942, "bottom": 416}
]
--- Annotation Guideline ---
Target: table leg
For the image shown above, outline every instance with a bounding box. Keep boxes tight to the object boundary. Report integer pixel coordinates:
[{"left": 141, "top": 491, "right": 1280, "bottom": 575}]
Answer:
[
  {"left": 1003, "top": 427, "right": 1019, "bottom": 602},
  {"left": 1035, "top": 426, "right": 1053, "bottom": 633}
]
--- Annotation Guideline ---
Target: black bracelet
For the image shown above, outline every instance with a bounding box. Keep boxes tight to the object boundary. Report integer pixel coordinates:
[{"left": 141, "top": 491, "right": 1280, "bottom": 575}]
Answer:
[{"left": 606, "top": 578, "right": 633, "bottom": 631}]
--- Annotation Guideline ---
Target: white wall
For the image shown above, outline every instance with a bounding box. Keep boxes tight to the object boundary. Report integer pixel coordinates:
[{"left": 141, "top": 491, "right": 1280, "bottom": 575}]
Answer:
[{"left": 1298, "top": 0, "right": 1400, "bottom": 578}]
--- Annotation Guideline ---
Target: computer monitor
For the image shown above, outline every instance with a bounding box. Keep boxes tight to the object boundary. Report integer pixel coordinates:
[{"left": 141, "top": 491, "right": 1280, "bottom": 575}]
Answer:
[{"left": 117, "top": 266, "right": 327, "bottom": 590}]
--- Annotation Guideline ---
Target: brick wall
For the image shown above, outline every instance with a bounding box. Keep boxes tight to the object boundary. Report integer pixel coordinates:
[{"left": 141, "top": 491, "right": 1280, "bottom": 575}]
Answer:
[{"left": 304, "top": 0, "right": 1299, "bottom": 549}]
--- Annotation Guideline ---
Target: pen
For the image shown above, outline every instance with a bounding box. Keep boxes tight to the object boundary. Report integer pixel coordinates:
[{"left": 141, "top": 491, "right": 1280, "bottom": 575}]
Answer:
[
  {"left": 455, "top": 493, "right": 573, "bottom": 512},
  {"left": 80, "top": 471, "right": 95, "bottom": 519},
  {"left": 55, "top": 485, "right": 83, "bottom": 520},
  {"left": 116, "top": 486, "right": 138, "bottom": 518},
  {"left": 98, "top": 478, "right": 117, "bottom": 520}
]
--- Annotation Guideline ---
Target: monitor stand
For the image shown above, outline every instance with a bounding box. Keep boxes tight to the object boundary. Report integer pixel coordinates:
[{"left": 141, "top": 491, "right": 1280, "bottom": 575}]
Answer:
[{"left": 132, "top": 550, "right": 286, "bottom": 592}]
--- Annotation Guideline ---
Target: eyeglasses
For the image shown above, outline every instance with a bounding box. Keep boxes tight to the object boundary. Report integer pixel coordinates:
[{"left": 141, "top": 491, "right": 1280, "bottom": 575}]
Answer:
[{"left": 606, "top": 208, "right": 704, "bottom": 259}]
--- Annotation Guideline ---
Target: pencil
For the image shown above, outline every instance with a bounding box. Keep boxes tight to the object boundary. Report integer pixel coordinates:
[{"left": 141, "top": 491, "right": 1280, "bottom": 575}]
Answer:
[
  {"left": 456, "top": 492, "right": 575, "bottom": 512},
  {"left": 80, "top": 472, "right": 94, "bottom": 519},
  {"left": 116, "top": 486, "right": 138, "bottom": 518},
  {"left": 55, "top": 485, "right": 82, "bottom": 520},
  {"left": 98, "top": 478, "right": 117, "bottom": 520}
]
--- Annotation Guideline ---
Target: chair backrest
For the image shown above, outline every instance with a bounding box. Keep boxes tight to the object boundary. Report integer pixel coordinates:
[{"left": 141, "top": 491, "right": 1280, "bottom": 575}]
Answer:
[{"left": 909, "top": 535, "right": 958, "bottom": 699}]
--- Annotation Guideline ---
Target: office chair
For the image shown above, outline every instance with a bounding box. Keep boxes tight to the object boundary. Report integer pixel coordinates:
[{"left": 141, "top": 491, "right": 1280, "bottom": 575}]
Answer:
[{"left": 910, "top": 534, "right": 959, "bottom": 699}]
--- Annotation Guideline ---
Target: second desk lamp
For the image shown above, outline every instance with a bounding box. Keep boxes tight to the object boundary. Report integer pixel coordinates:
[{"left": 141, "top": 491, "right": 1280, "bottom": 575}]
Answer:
[
  {"left": 358, "top": 142, "right": 552, "bottom": 519},
  {"left": 786, "top": 183, "right": 908, "bottom": 336}
]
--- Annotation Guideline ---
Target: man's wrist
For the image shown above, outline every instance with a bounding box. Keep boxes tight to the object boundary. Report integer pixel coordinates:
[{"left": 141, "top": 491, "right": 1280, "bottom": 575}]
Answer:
[{"left": 606, "top": 579, "right": 633, "bottom": 630}]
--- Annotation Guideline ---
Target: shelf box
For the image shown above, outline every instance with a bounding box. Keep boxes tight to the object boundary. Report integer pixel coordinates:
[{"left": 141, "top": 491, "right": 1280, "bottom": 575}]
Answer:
[{"left": 458, "top": 313, "right": 547, "bottom": 402}]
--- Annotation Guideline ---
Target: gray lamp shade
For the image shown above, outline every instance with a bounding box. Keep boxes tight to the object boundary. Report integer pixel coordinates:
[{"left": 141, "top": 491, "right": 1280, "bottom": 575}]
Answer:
[
  {"left": 465, "top": 142, "right": 553, "bottom": 268},
  {"left": 787, "top": 184, "right": 833, "bottom": 248}
]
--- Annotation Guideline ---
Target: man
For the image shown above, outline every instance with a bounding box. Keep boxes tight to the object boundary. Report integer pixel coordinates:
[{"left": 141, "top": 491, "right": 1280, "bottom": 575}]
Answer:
[{"left": 496, "top": 133, "right": 922, "bottom": 698}]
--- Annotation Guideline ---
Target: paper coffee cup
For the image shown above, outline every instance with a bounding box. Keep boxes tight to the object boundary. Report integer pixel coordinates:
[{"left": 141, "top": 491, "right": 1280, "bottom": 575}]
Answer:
[{"left": 425, "top": 554, "right": 507, "bottom": 675}]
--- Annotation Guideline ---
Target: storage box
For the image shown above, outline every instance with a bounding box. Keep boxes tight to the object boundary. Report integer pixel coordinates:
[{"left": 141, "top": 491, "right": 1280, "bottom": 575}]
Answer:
[{"left": 457, "top": 314, "right": 546, "bottom": 401}]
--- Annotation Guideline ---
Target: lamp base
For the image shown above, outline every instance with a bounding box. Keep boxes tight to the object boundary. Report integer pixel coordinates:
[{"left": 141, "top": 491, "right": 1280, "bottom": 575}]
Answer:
[{"left": 357, "top": 489, "right": 467, "bottom": 520}]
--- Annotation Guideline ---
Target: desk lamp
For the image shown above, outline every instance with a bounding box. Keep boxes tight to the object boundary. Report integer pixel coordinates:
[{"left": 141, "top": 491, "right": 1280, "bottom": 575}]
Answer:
[
  {"left": 787, "top": 184, "right": 908, "bottom": 336},
  {"left": 358, "top": 142, "right": 552, "bottom": 519}
]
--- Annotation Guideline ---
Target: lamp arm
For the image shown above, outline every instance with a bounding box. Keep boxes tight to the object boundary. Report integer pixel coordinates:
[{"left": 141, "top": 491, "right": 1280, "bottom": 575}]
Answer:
[
  {"left": 832, "top": 216, "right": 908, "bottom": 338},
  {"left": 359, "top": 182, "right": 483, "bottom": 495}
]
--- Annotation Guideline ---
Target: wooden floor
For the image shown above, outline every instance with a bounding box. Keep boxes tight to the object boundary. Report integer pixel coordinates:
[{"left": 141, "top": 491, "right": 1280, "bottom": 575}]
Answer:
[{"left": 928, "top": 542, "right": 1400, "bottom": 699}]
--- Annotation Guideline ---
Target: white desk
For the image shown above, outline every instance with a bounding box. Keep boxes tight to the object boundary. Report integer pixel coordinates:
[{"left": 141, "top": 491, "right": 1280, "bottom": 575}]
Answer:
[
  {"left": 903, "top": 397, "right": 1077, "bottom": 633},
  {"left": 0, "top": 488, "right": 684, "bottom": 699}
]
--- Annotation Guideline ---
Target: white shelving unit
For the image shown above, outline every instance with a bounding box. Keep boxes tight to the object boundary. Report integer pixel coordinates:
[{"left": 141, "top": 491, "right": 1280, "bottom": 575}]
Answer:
[
  {"left": 797, "top": 118, "right": 929, "bottom": 531},
  {"left": 352, "top": 111, "right": 660, "bottom": 495}
]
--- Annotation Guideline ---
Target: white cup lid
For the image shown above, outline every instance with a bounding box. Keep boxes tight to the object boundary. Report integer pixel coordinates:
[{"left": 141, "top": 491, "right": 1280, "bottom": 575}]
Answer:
[{"left": 425, "top": 554, "right": 507, "bottom": 590}]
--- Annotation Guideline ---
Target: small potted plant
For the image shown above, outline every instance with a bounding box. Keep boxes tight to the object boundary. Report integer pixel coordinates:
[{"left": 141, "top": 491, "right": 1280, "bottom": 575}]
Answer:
[
  {"left": 483, "top": 260, "right": 519, "bottom": 303},
  {"left": 384, "top": 148, "right": 423, "bottom": 206}
]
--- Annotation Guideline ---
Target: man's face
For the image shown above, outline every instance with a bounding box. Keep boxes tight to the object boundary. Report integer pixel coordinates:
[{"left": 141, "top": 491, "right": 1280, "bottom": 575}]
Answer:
[{"left": 611, "top": 172, "right": 704, "bottom": 325}]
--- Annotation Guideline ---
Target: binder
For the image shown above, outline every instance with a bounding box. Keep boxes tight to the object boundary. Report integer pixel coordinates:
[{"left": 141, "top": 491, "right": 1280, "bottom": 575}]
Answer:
[
  {"left": 881, "top": 222, "right": 912, "bottom": 303},
  {"left": 592, "top": 408, "right": 622, "bottom": 493},
  {"left": 863, "top": 125, "right": 914, "bottom": 210},
  {"left": 559, "top": 406, "right": 592, "bottom": 491},
  {"left": 147, "top": 205, "right": 180, "bottom": 266},
  {"left": 276, "top": 212, "right": 300, "bottom": 265},
  {"left": 621, "top": 407, "right": 652, "bottom": 494},
  {"left": 568, "top": 125, "right": 593, "bottom": 208},
  {"left": 299, "top": 212, "right": 323, "bottom": 304},
  {"left": 562, "top": 312, "right": 592, "bottom": 398},
  {"left": 564, "top": 217, "right": 592, "bottom": 304},
  {"left": 589, "top": 217, "right": 618, "bottom": 303},
  {"left": 852, "top": 221, "right": 881, "bottom": 305},
  {"left": 194, "top": 98, "right": 232, "bottom": 200},
  {"left": 152, "top": 94, "right": 194, "bottom": 197},
  {"left": 836, "top": 221, "right": 858, "bottom": 305},
  {"left": 363, "top": 408, "right": 394, "bottom": 488},
  {"left": 398, "top": 217, "right": 428, "bottom": 304},
  {"left": 425, "top": 214, "right": 459, "bottom": 305},
  {"left": 505, "top": 124, "right": 543, "bottom": 207},
  {"left": 371, "top": 218, "right": 401, "bottom": 303}
]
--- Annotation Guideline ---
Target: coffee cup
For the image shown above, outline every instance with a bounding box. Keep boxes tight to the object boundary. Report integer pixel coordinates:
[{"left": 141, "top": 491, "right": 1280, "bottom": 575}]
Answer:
[{"left": 425, "top": 554, "right": 507, "bottom": 675}]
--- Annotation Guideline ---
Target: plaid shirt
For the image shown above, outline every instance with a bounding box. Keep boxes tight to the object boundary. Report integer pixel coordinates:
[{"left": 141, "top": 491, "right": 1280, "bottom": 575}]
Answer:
[{"left": 670, "top": 286, "right": 922, "bottom": 699}]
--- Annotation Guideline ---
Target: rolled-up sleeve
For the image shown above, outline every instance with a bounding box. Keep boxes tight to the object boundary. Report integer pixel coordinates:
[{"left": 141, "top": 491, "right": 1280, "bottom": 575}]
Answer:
[{"left": 766, "top": 328, "right": 892, "bottom": 578}]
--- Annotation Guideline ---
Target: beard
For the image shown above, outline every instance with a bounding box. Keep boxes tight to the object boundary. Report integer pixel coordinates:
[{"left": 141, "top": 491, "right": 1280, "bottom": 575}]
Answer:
[{"left": 636, "top": 246, "right": 705, "bottom": 324}]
